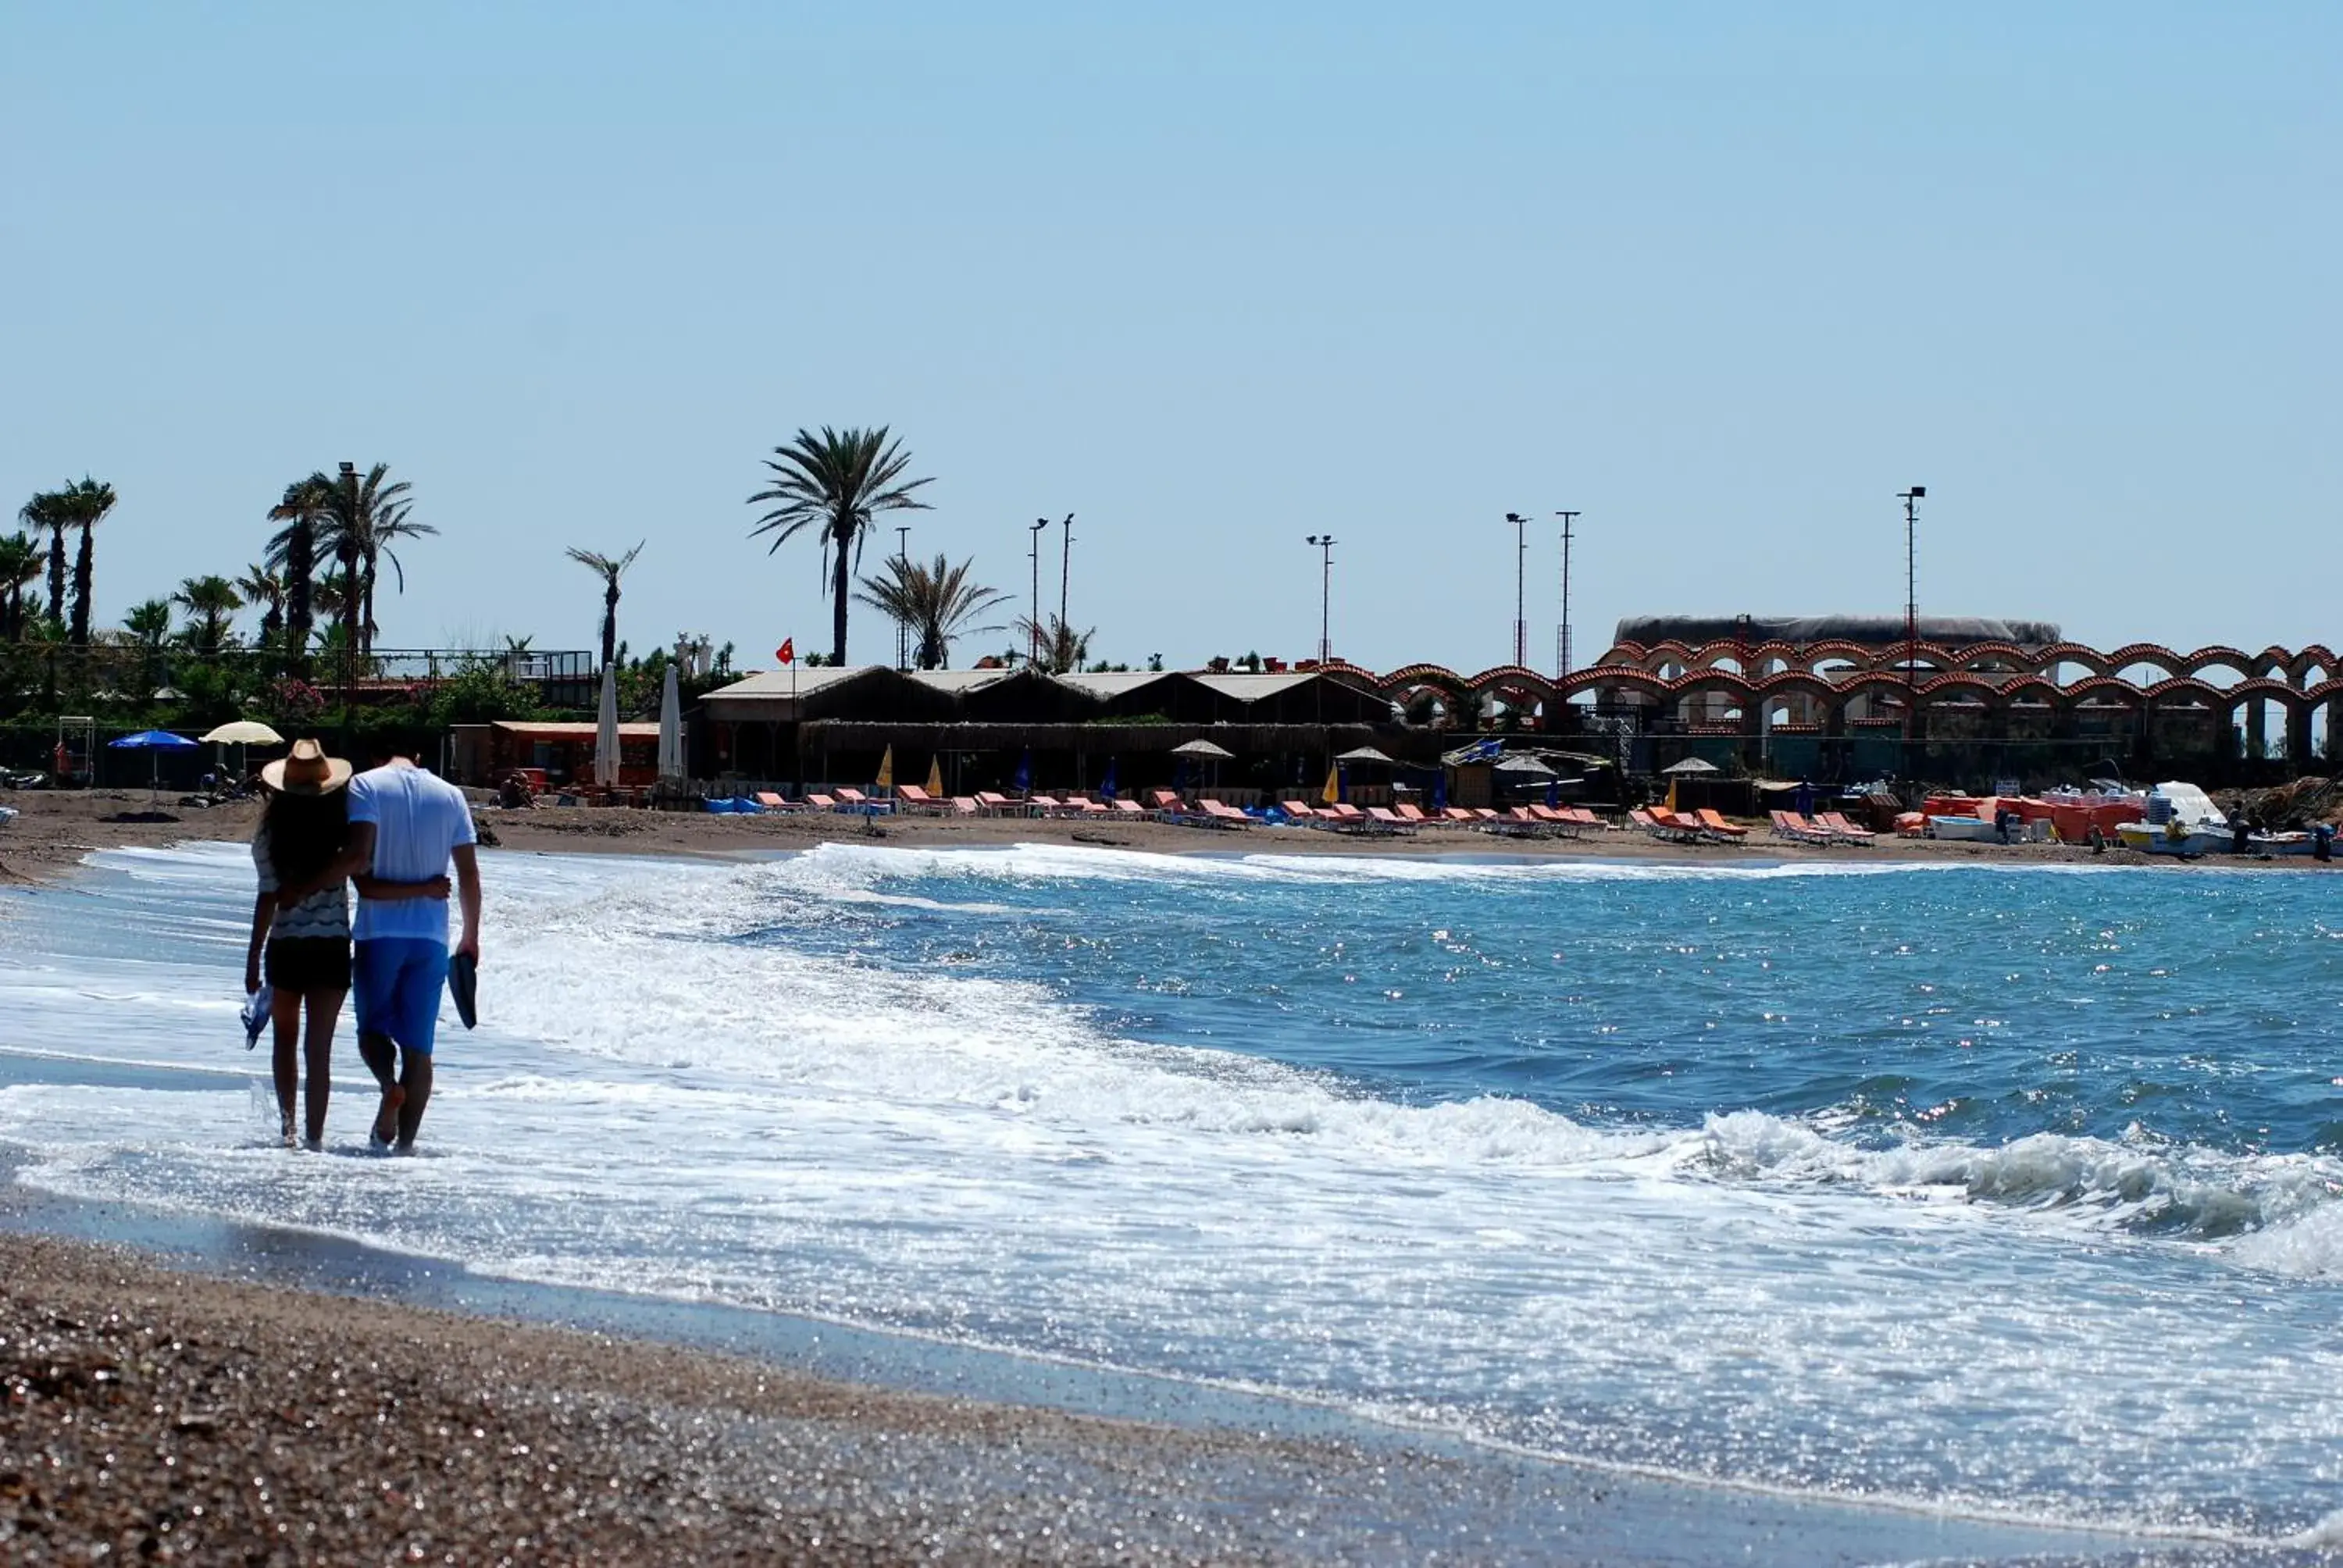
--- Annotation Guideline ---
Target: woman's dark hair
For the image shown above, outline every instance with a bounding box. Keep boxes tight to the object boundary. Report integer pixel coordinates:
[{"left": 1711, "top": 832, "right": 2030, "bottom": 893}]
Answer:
[{"left": 262, "top": 788, "right": 348, "bottom": 889}]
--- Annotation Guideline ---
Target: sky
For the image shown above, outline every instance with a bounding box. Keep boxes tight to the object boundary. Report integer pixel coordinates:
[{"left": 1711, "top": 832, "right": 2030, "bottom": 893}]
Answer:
[{"left": 5, "top": 4, "right": 2338, "bottom": 675}]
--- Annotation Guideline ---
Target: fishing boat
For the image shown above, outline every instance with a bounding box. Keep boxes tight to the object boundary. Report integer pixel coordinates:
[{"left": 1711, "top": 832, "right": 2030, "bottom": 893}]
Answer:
[{"left": 2115, "top": 782, "right": 2231, "bottom": 855}]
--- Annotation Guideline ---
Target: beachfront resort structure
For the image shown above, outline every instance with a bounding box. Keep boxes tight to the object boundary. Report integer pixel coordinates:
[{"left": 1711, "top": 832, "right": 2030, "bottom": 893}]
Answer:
[{"left": 622, "top": 615, "right": 2338, "bottom": 801}]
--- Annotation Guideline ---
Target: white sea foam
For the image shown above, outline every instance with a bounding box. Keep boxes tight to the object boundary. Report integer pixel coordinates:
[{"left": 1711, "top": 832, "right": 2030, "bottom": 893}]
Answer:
[{"left": 3, "top": 839, "right": 2341, "bottom": 1541}]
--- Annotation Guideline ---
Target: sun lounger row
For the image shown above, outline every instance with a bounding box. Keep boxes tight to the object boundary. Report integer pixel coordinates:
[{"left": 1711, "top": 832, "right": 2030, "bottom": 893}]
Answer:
[
  {"left": 1628, "top": 807, "right": 1751, "bottom": 845},
  {"left": 1767, "top": 810, "right": 1876, "bottom": 846}
]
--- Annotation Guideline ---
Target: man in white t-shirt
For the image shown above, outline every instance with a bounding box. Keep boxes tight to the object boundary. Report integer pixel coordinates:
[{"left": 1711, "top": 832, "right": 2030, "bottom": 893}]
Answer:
[{"left": 333, "top": 750, "right": 483, "bottom": 1150}]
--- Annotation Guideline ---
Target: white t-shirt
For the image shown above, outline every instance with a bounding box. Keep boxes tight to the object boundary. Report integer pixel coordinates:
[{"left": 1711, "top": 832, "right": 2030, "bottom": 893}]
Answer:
[{"left": 346, "top": 762, "right": 476, "bottom": 944}]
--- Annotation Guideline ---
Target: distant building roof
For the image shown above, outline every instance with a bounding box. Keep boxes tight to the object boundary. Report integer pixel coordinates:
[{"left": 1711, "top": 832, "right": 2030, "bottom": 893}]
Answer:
[
  {"left": 904, "top": 669, "right": 1018, "bottom": 693},
  {"left": 1613, "top": 614, "right": 2061, "bottom": 649},
  {"left": 1056, "top": 671, "right": 1177, "bottom": 698},
  {"left": 704, "top": 666, "right": 883, "bottom": 700},
  {"left": 1188, "top": 672, "right": 1321, "bottom": 700},
  {"left": 490, "top": 721, "right": 662, "bottom": 738}
]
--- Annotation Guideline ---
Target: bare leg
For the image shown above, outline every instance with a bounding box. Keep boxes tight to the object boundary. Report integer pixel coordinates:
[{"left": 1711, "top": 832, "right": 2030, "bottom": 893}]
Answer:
[
  {"left": 396, "top": 1053, "right": 433, "bottom": 1150},
  {"left": 268, "top": 987, "right": 303, "bottom": 1142},
  {"left": 301, "top": 988, "right": 344, "bottom": 1148},
  {"left": 359, "top": 1031, "right": 404, "bottom": 1144}
]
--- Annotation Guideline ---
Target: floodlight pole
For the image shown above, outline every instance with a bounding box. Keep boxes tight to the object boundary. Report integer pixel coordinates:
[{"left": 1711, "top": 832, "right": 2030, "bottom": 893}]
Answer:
[
  {"left": 894, "top": 524, "right": 911, "bottom": 668},
  {"left": 1899, "top": 486, "right": 1926, "bottom": 704},
  {"left": 1554, "top": 510, "right": 1580, "bottom": 676},
  {"left": 1306, "top": 534, "right": 1336, "bottom": 663},
  {"left": 1504, "top": 511, "right": 1528, "bottom": 667},
  {"left": 1029, "top": 518, "right": 1050, "bottom": 668},
  {"left": 1058, "top": 513, "right": 1074, "bottom": 637}
]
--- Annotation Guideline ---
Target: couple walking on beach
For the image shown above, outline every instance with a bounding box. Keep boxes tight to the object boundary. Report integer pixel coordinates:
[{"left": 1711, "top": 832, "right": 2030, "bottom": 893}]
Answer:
[{"left": 243, "top": 739, "right": 482, "bottom": 1153}]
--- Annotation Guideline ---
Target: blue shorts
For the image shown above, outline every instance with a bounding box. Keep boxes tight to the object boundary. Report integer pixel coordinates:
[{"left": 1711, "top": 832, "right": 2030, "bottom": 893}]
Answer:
[{"left": 353, "top": 939, "right": 449, "bottom": 1057}]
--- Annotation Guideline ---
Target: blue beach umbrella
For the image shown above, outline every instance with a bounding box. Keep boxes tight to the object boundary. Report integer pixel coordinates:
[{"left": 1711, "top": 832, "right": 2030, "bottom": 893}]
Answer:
[
  {"left": 107, "top": 729, "right": 198, "bottom": 799},
  {"left": 1012, "top": 749, "right": 1032, "bottom": 796},
  {"left": 1546, "top": 779, "right": 1560, "bottom": 809},
  {"left": 1100, "top": 757, "right": 1118, "bottom": 801},
  {"left": 1432, "top": 773, "right": 1447, "bottom": 812}
]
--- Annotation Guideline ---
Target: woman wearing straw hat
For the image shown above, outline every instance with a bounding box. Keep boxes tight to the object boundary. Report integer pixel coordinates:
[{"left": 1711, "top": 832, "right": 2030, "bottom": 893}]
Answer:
[{"left": 244, "top": 739, "right": 445, "bottom": 1149}]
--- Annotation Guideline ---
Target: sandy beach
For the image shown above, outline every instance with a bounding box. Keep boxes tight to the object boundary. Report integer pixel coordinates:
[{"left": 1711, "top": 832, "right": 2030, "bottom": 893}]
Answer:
[{"left": 0, "top": 786, "right": 2238, "bottom": 888}]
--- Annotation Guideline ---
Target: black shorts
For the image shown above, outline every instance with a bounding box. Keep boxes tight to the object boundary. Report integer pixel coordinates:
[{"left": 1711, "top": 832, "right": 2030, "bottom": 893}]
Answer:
[{"left": 266, "top": 937, "right": 352, "bottom": 993}]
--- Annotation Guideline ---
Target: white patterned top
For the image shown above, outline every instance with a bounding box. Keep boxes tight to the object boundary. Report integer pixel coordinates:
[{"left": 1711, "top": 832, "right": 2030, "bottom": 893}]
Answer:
[{"left": 252, "top": 825, "right": 351, "bottom": 942}]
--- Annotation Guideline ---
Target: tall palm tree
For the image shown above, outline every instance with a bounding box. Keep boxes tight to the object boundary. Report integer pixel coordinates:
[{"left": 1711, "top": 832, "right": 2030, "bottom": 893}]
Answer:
[
  {"left": 747, "top": 427, "right": 933, "bottom": 665},
  {"left": 855, "top": 554, "right": 1009, "bottom": 670},
  {"left": 1012, "top": 614, "right": 1097, "bottom": 675},
  {"left": 351, "top": 494, "right": 433, "bottom": 656},
  {"left": 60, "top": 476, "right": 117, "bottom": 645},
  {"left": 564, "top": 541, "right": 644, "bottom": 670},
  {"left": 312, "top": 463, "right": 419, "bottom": 656},
  {"left": 0, "top": 531, "right": 42, "bottom": 641},
  {"left": 266, "top": 473, "right": 337, "bottom": 654},
  {"left": 237, "top": 563, "right": 286, "bottom": 644},
  {"left": 19, "top": 491, "right": 66, "bottom": 626},
  {"left": 172, "top": 575, "right": 243, "bottom": 655}
]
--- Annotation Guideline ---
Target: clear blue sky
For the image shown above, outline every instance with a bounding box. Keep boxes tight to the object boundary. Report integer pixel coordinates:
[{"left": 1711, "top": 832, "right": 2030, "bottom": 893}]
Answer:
[{"left": 5, "top": 4, "right": 2337, "bottom": 673}]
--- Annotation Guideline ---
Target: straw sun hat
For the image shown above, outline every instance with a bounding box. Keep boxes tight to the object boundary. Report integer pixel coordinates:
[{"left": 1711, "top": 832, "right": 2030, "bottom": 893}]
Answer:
[{"left": 259, "top": 738, "right": 353, "bottom": 796}]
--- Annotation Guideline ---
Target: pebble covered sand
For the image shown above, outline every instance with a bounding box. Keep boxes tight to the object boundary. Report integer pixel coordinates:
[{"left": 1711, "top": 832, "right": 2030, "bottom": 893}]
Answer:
[{"left": 0, "top": 1235, "right": 1668, "bottom": 1566}]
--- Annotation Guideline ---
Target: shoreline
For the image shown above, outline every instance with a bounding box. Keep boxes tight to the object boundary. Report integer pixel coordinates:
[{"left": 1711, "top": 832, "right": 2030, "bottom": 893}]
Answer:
[
  {"left": 0, "top": 788, "right": 2314, "bottom": 889},
  {"left": 0, "top": 1128, "right": 2166, "bottom": 1567}
]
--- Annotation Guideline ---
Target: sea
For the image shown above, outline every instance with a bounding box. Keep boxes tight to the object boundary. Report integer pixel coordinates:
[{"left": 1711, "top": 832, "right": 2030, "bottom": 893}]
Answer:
[{"left": 2, "top": 840, "right": 2340, "bottom": 1555}]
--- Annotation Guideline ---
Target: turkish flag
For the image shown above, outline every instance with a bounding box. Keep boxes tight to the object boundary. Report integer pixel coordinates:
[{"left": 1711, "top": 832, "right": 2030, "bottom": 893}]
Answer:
[{"left": 775, "top": 638, "right": 794, "bottom": 665}]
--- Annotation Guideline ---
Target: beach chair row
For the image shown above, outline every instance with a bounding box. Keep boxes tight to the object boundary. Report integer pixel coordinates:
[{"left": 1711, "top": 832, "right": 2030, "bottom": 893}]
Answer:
[
  {"left": 1271, "top": 800, "right": 1617, "bottom": 838},
  {"left": 1628, "top": 806, "right": 1752, "bottom": 845},
  {"left": 1766, "top": 809, "right": 1876, "bottom": 846}
]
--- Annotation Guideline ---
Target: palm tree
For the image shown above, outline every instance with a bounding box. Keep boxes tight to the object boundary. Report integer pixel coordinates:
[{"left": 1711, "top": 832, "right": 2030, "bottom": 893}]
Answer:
[
  {"left": 855, "top": 554, "right": 1009, "bottom": 670},
  {"left": 353, "top": 497, "right": 433, "bottom": 657},
  {"left": 309, "top": 464, "right": 421, "bottom": 656},
  {"left": 266, "top": 474, "right": 337, "bottom": 654},
  {"left": 19, "top": 491, "right": 66, "bottom": 626},
  {"left": 1012, "top": 614, "right": 1096, "bottom": 675},
  {"left": 564, "top": 541, "right": 644, "bottom": 671},
  {"left": 237, "top": 563, "right": 287, "bottom": 644},
  {"left": 123, "top": 598, "right": 172, "bottom": 647},
  {"left": 0, "top": 531, "right": 42, "bottom": 641},
  {"left": 747, "top": 427, "right": 933, "bottom": 665},
  {"left": 172, "top": 575, "right": 243, "bottom": 655},
  {"left": 59, "top": 477, "right": 117, "bottom": 645}
]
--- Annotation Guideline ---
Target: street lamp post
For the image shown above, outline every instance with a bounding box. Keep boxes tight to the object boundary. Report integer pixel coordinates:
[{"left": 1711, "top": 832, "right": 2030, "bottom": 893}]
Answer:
[
  {"left": 894, "top": 524, "right": 911, "bottom": 668},
  {"left": 1305, "top": 534, "right": 1336, "bottom": 664},
  {"left": 1898, "top": 486, "right": 1927, "bottom": 703},
  {"left": 1028, "top": 518, "right": 1050, "bottom": 668},
  {"left": 1503, "top": 512, "right": 1529, "bottom": 667},
  {"left": 1554, "top": 510, "right": 1580, "bottom": 677},
  {"left": 1057, "top": 513, "right": 1074, "bottom": 637}
]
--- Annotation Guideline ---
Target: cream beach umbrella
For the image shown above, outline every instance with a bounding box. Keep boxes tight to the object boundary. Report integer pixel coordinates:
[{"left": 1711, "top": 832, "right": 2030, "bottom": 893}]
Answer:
[
  {"left": 656, "top": 665, "right": 684, "bottom": 783},
  {"left": 202, "top": 718, "right": 286, "bottom": 783},
  {"left": 201, "top": 720, "right": 284, "bottom": 746},
  {"left": 594, "top": 666, "right": 620, "bottom": 788}
]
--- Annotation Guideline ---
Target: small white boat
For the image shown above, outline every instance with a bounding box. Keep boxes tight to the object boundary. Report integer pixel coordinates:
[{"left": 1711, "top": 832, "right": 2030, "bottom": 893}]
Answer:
[
  {"left": 1924, "top": 814, "right": 2003, "bottom": 842},
  {"left": 2116, "top": 782, "right": 2231, "bottom": 855}
]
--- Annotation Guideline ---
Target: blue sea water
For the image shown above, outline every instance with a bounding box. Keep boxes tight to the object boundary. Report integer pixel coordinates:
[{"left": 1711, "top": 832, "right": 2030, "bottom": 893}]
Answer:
[{"left": 2, "top": 841, "right": 2341, "bottom": 1550}]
